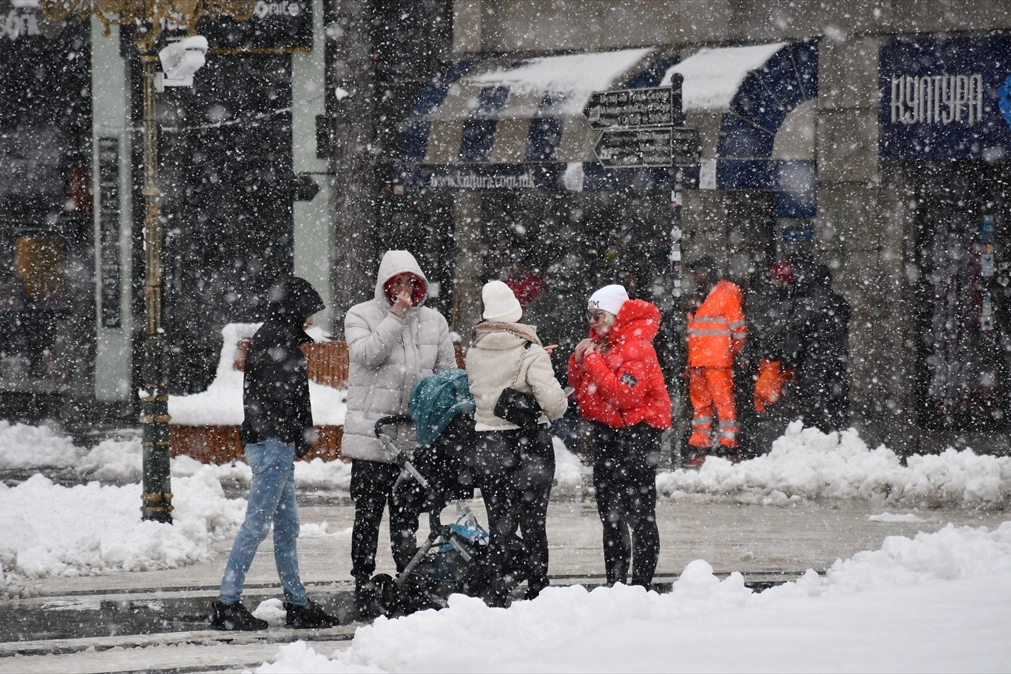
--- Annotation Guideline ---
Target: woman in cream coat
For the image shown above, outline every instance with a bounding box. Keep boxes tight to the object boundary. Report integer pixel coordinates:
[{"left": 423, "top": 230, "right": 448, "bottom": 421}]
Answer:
[{"left": 465, "top": 280, "right": 568, "bottom": 605}]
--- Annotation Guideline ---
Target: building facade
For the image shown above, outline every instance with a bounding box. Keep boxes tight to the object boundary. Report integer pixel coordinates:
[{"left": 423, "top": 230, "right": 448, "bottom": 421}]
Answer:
[
  {"left": 0, "top": 0, "right": 336, "bottom": 422},
  {"left": 379, "top": 0, "right": 1011, "bottom": 455},
  {"left": 4, "top": 0, "right": 1011, "bottom": 459}
]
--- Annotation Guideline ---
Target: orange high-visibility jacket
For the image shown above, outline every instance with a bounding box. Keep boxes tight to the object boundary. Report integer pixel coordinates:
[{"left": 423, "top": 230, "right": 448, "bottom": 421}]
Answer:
[{"left": 687, "top": 279, "right": 746, "bottom": 368}]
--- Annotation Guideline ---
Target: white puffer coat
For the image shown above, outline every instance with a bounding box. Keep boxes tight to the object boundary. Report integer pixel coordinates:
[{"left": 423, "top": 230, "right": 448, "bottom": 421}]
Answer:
[
  {"left": 465, "top": 321, "right": 568, "bottom": 432},
  {"left": 342, "top": 251, "right": 457, "bottom": 463}
]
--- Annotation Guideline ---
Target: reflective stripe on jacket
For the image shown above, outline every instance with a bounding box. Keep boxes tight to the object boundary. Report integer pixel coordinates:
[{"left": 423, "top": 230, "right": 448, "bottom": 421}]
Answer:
[{"left": 687, "top": 279, "right": 746, "bottom": 368}]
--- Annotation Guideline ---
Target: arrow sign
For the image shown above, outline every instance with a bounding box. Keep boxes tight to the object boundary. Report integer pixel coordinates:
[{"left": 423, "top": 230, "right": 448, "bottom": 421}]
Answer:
[
  {"left": 592, "top": 126, "right": 701, "bottom": 168},
  {"left": 594, "top": 127, "right": 674, "bottom": 167},
  {"left": 584, "top": 81, "right": 684, "bottom": 129}
]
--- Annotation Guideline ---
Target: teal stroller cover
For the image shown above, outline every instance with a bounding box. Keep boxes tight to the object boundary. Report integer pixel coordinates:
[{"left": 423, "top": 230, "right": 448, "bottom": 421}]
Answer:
[{"left": 409, "top": 368, "right": 475, "bottom": 448}]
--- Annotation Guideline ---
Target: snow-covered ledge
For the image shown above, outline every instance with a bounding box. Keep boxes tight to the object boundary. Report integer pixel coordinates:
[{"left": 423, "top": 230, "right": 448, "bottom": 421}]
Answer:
[
  {"left": 167, "top": 323, "right": 348, "bottom": 463},
  {"left": 169, "top": 323, "right": 346, "bottom": 427}
]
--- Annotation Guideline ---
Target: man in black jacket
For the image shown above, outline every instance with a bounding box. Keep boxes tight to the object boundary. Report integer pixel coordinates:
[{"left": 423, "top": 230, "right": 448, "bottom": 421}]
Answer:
[
  {"left": 791, "top": 263, "right": 851, "bottom": 433},
  {"left": 210, "top": 277, "right": 339, "bottom": 631}
]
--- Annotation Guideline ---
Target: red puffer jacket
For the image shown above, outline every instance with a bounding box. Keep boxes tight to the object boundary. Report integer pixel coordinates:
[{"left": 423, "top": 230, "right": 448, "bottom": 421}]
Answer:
[{"left": 567, "top": 299, "right": 672, "bottom": 430}]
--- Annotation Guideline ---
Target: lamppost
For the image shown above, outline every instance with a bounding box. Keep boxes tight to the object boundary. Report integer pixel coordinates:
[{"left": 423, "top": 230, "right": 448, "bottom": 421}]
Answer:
[{"left": 39, "top": 0, "right": 254, "bottom": 522}]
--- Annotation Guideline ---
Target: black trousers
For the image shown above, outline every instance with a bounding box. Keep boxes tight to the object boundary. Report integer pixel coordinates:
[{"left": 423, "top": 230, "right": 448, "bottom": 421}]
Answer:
[
  {"left": 474, "top": 428, "right": 555, "bottom": 593},
  {"left": 350, "top": 459, "right": 421, "bottom": 583},
  {"left": 591, "top": 422, "right": 661, "bottom": 588}
]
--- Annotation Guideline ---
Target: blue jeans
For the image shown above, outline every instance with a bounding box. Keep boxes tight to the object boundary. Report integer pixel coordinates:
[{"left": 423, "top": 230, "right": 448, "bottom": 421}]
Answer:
[{"left": 218, "top": 438, "right": 307, "bottom": 606}]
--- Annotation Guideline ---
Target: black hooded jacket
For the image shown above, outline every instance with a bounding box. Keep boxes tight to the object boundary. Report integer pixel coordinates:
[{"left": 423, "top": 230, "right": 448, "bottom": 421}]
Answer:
[
  {"left": 790, "top": 264, "right": 850, "bottom": 431},
  {"left": 240, "top": 277, "right": 326, "bottom": 457}
]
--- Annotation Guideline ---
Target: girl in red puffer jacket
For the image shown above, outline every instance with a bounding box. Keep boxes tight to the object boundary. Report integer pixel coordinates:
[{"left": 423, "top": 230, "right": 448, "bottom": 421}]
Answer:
[{"left": 567, "top": 284, "right": 671, "bottom": 588}]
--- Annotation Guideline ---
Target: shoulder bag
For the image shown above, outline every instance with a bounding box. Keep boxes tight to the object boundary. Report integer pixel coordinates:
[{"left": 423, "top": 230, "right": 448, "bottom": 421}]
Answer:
[{"left": 493, "top": 342, "right": 543, "bottom": 429}]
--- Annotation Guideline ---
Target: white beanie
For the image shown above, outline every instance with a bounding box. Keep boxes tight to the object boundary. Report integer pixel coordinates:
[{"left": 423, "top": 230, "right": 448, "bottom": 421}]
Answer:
[
  {"left": 482, "top": 280, "right": 523, "bottom": 323},
  {"left": 587, "top": 284, "right": 629, "bottom": 316}
]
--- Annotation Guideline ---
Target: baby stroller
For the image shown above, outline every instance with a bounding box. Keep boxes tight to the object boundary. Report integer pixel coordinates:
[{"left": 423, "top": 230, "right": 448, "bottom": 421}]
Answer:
[{"left": 366, "top": 368, "right": 527, "bottom": 616}]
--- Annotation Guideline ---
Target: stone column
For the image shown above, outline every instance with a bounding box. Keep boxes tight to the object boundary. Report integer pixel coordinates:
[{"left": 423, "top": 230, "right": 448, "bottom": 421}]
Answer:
[
  {"left": 452, "top": 193, "right": 483, "bottom": 344},
  {"left": 329, "top": 0, "right": 377, "bottom": 338},
  {"left": 293, "top": 0, "right": 335, "bottom": 332},
  {"left": 90, "top": 18, "right": 134, "bottom": 401}
]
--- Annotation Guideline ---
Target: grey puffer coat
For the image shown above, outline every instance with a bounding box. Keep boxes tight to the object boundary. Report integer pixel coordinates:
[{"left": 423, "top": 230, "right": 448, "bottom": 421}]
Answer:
[{"left": 342, "top": 250, "right": 457, "bottom": 463}]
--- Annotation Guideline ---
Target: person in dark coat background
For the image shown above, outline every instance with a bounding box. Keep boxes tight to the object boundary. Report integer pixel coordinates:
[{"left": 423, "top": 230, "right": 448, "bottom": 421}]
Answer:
[
  {"left": 740, "top": 261, "right": 800, "bottom": 456},
  {"left": 522, "top": 254, "right": 588, "bottom": 446},
  {"left": 210, "top": 277, "right": 338, "bottom": 631},
  {"left": 791, "top": 263, "right": 851, "bottom": 433}
]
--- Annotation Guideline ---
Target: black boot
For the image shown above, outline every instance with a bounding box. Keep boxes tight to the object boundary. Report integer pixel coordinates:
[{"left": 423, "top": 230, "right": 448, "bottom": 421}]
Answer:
[
  {"left": 354, "top": 576, "right": 386, "bottom": 621},
  {"left": 209, "top": 599, "right": 268, "bottom": 631},
  {"left": 284, "top": 599, "right": 339, "bottom": 629}
]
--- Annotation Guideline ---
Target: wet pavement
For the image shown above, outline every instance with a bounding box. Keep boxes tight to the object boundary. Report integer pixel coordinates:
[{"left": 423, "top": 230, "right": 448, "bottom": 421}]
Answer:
[{"left": 1, "top": 490, "right": 1007, "bottom": 673}]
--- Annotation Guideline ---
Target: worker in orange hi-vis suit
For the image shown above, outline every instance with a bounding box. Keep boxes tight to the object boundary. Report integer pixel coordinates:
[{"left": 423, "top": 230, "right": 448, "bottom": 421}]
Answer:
[{"left": 685, "top": 256, "right": 746, "bottom": 467}]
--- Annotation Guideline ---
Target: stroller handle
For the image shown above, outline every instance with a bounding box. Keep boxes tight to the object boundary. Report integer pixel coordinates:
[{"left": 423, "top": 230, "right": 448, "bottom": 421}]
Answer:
[{"left": 374, "top": 414, "right": 414, "bottom": 438}]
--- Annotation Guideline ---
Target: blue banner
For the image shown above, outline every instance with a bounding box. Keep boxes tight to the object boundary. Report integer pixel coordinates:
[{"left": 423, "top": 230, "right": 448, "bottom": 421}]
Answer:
[{"left": 879, "top": 35, "right": 1011, "bottom": 160}]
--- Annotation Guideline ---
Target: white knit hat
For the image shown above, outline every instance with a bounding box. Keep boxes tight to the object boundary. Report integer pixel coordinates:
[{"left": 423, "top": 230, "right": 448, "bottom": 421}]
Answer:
[
  {"left": 482, "top": 280, "right": 523, "bottom": 323},
  {"left": 587, "top": 284, "right": 629, "bottom": 316}
]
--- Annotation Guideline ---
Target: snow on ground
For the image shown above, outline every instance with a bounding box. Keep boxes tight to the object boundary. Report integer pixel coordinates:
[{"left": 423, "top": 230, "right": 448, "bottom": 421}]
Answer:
[
  {"left": 1, "top": 417, "right": 1010, "bottom": 603},
  {"left": 658, "top": 420, "right": 1011, "bottom": 509},
  {"left": 0, "top": 421, "right": 83, "bottom": 469},
  {"left": 0, "top": 466, "right": 245, "bottom": 599},
  {"left": 259, "top": 522, "right": 1011, "bottom": 673}
]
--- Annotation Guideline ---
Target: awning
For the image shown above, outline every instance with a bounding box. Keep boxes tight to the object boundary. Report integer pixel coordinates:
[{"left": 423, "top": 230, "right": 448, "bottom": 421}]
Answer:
[
  {"left": 396, "top": 40, "right": 818, "bottom": 203},
  {"left": 395, "top": 48, "right": 673, "bottom": 192},
  {"left": 661, "top": 40, "right": 818, "bottom": 211}
]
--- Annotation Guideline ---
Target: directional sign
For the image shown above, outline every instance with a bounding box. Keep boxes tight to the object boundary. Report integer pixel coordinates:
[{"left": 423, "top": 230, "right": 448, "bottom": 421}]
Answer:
[
  {"left": 670, "top": 127, "right": 701, "bottom": 167},
  {"left": 594, "top": 127, "right": 674, "bottom": 168},
  {"left": 583, "top": 80, "right": 684, "bottom": 129},
  {"left": 592, "top": 126, "right": 701, "bottom": 169}
]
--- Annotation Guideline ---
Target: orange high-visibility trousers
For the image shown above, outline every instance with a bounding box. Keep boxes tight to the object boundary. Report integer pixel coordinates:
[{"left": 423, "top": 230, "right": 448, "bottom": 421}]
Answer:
[{"left": 688, "top": 366, "right": 738, "bottom": 448}]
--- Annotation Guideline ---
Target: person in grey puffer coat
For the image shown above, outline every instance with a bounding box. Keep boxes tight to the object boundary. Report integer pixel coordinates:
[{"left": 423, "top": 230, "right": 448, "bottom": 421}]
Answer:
[
  {"left": 465, "top": 280, "right": 568, "bottom": 605},
  {"left": 343, "top": 250, "right": 456, "bottom": 617}
]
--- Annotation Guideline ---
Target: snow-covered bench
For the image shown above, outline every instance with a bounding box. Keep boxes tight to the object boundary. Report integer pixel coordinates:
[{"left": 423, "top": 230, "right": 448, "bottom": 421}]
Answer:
[{"left": 167, "top": 323, "right": 348, "bottom": 464}]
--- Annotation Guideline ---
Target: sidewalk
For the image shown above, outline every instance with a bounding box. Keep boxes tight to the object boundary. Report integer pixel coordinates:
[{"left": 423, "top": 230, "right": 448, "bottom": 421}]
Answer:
[{"left": 1, "top": 491, "right": 1007, "bottom": 673}]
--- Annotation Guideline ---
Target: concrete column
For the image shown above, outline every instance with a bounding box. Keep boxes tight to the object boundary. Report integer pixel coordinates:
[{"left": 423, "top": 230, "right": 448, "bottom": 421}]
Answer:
[
  {"left": 452, "top": 193, "right": 483, "bottom": 344},
  {"left": 91, "top": 19, "right": 133, "bottom": 401},
  {"left": 330, "top": 0, "right": 378, "bottom": 338},
  {"left": 292, "top": 0, "right": 335, "bottom": 332},
  {"left": 453, "top": 0, "right": 482, "bottom": 54}
]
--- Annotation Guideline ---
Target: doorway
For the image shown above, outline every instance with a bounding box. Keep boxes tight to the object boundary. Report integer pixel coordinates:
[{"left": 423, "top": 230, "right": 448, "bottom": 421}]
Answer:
[{"left": 914, "top": 162, "right": 1011, "bottom": 431}]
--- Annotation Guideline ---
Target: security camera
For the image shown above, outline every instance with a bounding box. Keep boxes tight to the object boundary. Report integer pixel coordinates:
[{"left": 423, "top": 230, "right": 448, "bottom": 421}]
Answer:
[{"left": 157, "top": 36, "right": 208, "bottom": 90}]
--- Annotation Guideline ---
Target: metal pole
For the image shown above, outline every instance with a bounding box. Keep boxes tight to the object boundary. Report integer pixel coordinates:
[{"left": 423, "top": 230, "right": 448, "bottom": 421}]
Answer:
[
  {"left": 139, "top": 49, "right": 172, "bottom": 523},
  {"left": 668, "top": 166, "right": 687, "bottom": 467}
]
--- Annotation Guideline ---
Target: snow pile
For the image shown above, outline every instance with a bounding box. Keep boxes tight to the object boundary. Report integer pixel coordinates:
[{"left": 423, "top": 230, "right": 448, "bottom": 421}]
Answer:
[
  {"left": 0, "top": 468, "right": 245, "bottom": 599},
  {"left": 168, "top": 322, "right": 347, "bottom": 427},
  {"left": 78, "top": 434, "right": 144, "bottom": 482},
  {"left": 259, "top": 522, "right": 1011, "bottom": 673},
  {"left": 552, "top": 436, "right": 589, "bottom": 494},
  {"left": 657, "top": 421, "right": 1011, "bottom": 508},
  {"left": 0, "top": 420, "right": 83, "bottom": 469},
  {"left": 808, "top": 522, "right": 1011, "bottom": 592}
]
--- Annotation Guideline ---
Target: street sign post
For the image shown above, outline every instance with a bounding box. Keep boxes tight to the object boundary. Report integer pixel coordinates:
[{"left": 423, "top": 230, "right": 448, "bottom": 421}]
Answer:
[
  {"left": 583, "top": 77, "right": 698, "bottom": 466},
  {"left": 670, "top": 127, "right": 701, "bottom": 167}
]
